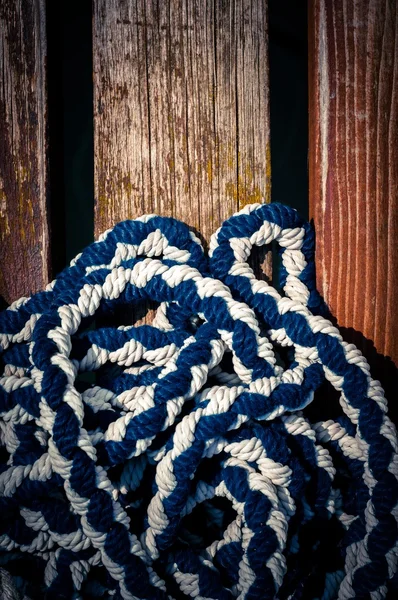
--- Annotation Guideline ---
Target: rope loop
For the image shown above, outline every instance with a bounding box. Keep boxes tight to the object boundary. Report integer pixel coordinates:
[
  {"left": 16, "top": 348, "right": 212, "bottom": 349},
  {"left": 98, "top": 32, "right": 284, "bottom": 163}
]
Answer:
[{"left": 0, "top": 203, "right": 397, "bottom": 600}]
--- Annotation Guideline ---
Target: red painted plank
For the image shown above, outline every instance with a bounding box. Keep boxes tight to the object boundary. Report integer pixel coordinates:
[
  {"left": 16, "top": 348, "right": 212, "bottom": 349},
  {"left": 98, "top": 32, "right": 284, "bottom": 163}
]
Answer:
[{"left": 309, "top": 0, "right": 398, "bottom": 372}]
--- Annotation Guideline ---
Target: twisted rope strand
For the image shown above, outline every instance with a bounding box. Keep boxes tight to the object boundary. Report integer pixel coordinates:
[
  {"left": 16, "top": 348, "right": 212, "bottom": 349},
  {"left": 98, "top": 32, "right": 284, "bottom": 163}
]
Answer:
[{"left": 0, "top": 203, "right": 396, "bottom": 600}]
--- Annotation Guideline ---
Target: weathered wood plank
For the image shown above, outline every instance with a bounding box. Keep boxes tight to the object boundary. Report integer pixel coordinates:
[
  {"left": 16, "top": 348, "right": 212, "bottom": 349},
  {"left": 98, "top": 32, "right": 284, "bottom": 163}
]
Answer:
[
  {"left": 0, "top": 0, "right": 49, "bottom": 305},
  {"left": 308, "top": 0, "right": 398, "bottom": 367},
  {"left": 93, "top": 0, "right": 270, "bottom": 245}
]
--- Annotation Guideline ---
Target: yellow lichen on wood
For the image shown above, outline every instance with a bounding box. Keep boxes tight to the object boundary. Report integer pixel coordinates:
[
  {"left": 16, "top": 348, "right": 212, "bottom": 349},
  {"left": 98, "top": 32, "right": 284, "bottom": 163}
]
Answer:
[
  {"left": 93, "top": 0, "right": 270, "bottom": 244},
  {"left": 230, "top": 143, "right": 271, "bottom": 208},
  {"left": 206, "top": 158, "right": 213, "bottom": 184},
  {"left": 226, "top": 177, "right": 263, "bottom": 206}
]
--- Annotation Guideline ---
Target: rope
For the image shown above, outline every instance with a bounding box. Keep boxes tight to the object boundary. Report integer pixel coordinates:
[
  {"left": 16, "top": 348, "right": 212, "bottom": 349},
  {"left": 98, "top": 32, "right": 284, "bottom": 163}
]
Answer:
[{"left": 0, "top": 202, "right": 397, "bottom": 600}]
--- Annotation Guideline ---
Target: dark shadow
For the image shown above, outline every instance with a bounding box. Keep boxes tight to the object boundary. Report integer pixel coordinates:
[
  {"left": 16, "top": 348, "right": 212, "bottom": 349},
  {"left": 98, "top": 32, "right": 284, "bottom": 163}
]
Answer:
[
  {"left": 339, "top": 325, "right": 398, "bottom": 426},
  {"left": 46, "top": 0, "right": 94, "bottom": 276},
  {"left": 249, "top": 246, "right": 273, "bottom": 283},
  {"left": 268, "top": 0, "right": 308, "bottom": 218},
  {"left": 95, "top": 300, "right": 160, "bottom": 330},
  {"left": 305, "top": 319, "right": 398, "bottom": 428},
  {"left": 0, "top": 296, "right": 8, "bottom": 312},
  {"left": 307, "top": 220, "right": 398, "bottom": 425},
  {"left": 188, "top": 225, "right": 208, "bottom": 253},
  {"left": 46, "top": 1, "right": 66, "bottom": 278}
]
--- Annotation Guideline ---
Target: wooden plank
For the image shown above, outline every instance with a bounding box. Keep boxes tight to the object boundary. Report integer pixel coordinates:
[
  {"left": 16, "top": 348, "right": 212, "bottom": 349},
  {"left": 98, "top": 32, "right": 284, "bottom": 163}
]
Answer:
[
  {"left": 308, "top": 0, "right": 398, "bottom": 368},
  {"left": 93, "top": 0, "right": 270, "bottom": 246},
  {"left": 0, "top": 0, "right": 49, "bottom": 305}
]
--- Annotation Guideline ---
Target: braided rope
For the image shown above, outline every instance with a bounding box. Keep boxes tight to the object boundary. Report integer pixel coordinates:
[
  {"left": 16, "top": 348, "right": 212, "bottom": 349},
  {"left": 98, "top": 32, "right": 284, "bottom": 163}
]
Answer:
[{"left": 0, "top": 202, "right": 397, "bottom": 600}]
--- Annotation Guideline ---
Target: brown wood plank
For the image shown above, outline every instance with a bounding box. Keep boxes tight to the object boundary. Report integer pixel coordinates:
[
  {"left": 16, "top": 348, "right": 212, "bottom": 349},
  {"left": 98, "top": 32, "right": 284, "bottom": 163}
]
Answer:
[
  {"left": 93, "top": 0, "right": 270, "bottom": 245},
  {"left": 0, "top": 0, "right": 49, "bottom": 305},
  {"left": 308, "top": 0, "right": 398, "bottom": 369}
]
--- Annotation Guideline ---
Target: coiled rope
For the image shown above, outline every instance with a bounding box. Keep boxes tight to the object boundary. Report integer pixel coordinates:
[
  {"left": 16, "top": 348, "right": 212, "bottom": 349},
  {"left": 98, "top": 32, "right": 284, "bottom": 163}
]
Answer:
[{"left": 0, "top": 202, "right": 397, "bottom": 600}]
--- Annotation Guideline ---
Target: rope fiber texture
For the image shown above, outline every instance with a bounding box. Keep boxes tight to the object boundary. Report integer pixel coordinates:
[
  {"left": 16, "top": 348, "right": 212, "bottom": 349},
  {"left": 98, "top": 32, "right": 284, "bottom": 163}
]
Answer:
[{"left": 0, "top": 202, "right": 397, "bottom": 600}]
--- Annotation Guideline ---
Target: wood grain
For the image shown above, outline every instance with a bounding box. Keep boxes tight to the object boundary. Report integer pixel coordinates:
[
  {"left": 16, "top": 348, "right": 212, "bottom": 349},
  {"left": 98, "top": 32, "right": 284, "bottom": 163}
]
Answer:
[
  {"left": 93, "top": 0, "right": 270, "bottom": 246},
  {"left": 308, "top": 0, "right": 398, "bottom": 367},
  {"left": 0, "top": 0, "right": 49, "bottom": 305}
]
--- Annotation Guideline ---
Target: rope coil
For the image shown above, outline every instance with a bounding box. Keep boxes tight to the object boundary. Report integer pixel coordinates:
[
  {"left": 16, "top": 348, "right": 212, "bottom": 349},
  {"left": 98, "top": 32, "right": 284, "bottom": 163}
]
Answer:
[{"left": 0, "top": 202, "right": 397, "bottom": 599}]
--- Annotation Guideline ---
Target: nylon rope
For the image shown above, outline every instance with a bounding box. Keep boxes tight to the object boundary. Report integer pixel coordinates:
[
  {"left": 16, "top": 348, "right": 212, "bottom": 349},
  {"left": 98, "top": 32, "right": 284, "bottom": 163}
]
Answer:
[{"left": 0, "top": 202, "right": 397, "bottom": 600}]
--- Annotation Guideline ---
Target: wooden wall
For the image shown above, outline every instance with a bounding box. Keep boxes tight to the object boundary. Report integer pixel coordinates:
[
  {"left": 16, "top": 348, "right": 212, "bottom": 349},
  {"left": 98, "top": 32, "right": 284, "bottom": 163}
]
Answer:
[{"left": 309, "top": 0, "right": 398, "bottom": 376}]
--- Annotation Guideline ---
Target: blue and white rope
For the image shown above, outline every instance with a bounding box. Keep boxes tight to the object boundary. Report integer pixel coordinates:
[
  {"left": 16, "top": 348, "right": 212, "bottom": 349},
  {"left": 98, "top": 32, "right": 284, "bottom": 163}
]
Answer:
[{"left": 0, "top": 202, "right": 397, "bottom": 600}]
